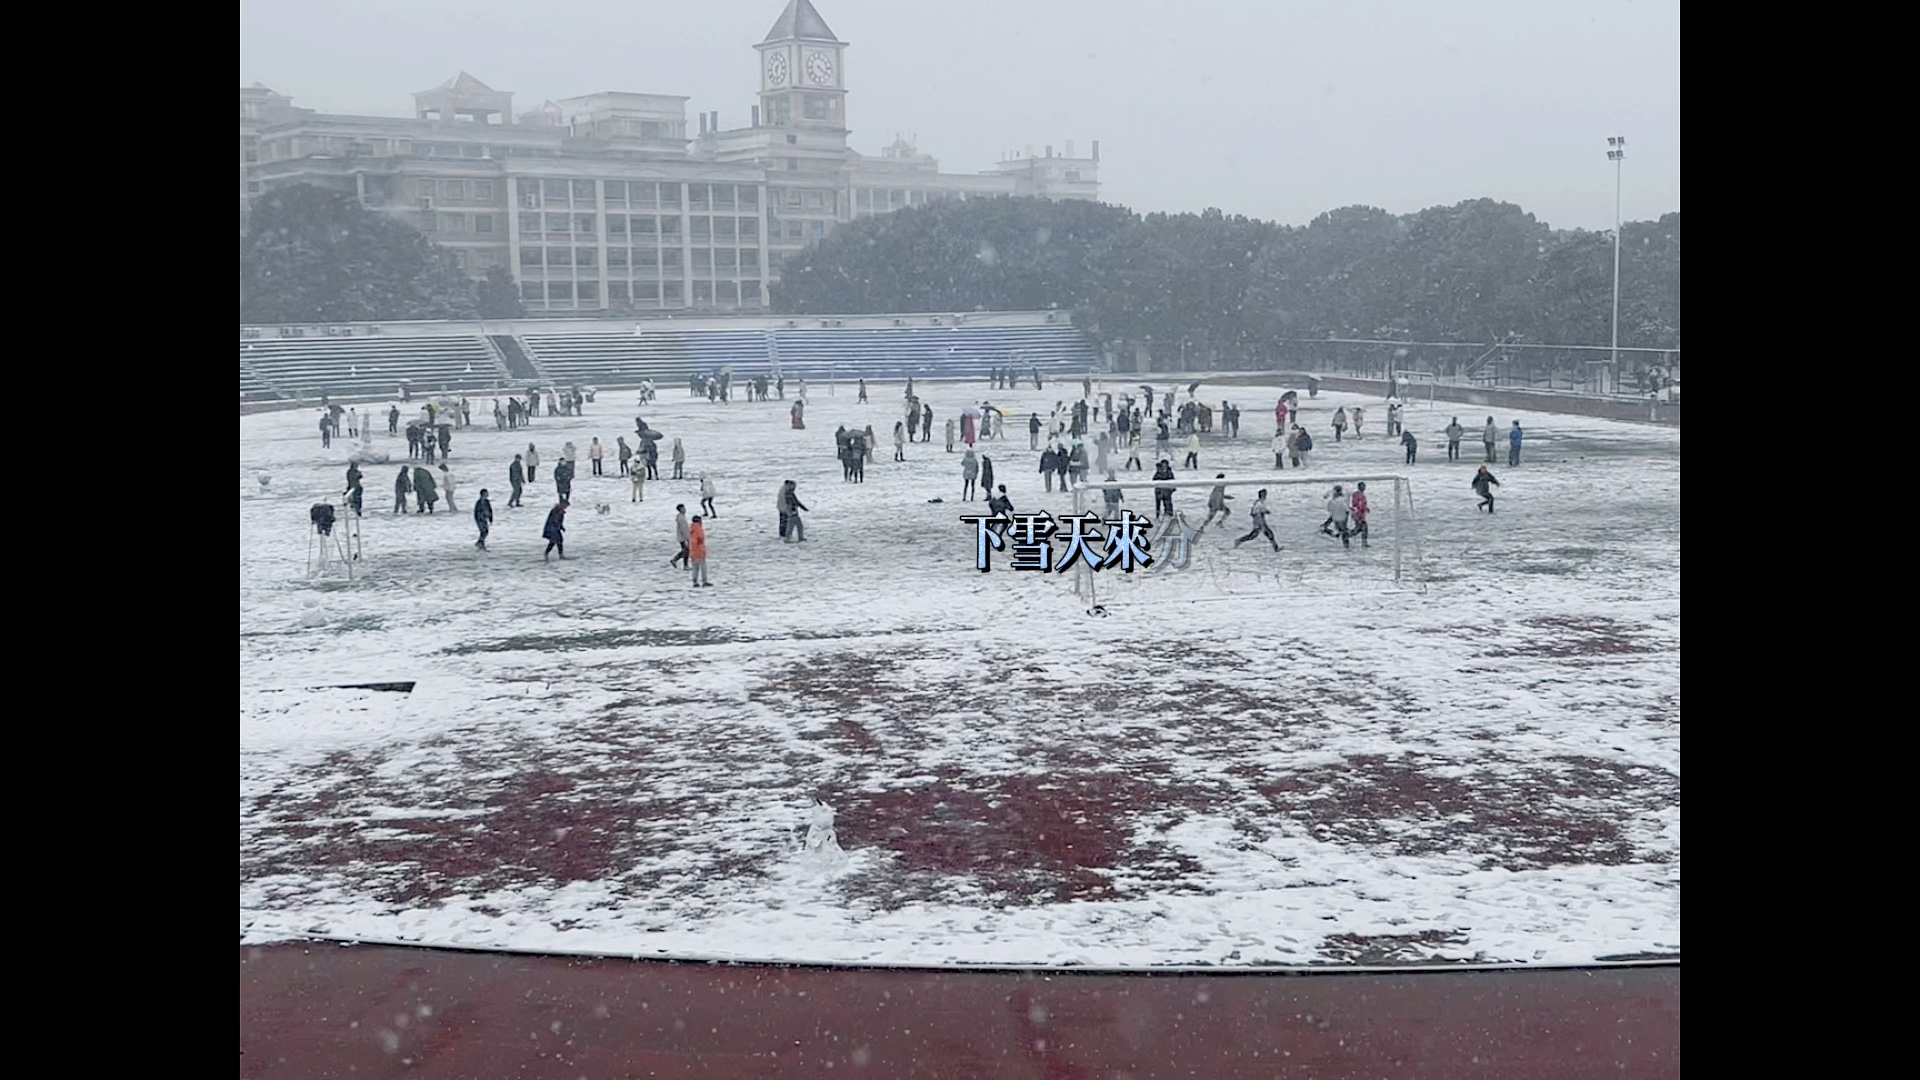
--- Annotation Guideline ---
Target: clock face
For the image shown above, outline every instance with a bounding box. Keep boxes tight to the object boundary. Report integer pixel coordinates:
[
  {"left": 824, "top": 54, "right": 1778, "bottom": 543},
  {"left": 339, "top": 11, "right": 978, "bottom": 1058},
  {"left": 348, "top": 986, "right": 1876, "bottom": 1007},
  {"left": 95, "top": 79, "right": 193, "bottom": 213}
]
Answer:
[
  {"left": 766, "top": 52, "right": 789, "bottom": 87},
  {"left": 805, "top": 51, "right": 834, "bottom": 84}
]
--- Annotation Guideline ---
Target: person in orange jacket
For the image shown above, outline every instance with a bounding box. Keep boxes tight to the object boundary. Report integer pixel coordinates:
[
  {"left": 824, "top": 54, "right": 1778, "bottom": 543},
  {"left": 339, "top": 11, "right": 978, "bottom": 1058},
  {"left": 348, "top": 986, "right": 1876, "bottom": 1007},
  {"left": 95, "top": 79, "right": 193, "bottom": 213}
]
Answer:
[{"left": 688, "top": 515, "right": 711, "bottom": 587}]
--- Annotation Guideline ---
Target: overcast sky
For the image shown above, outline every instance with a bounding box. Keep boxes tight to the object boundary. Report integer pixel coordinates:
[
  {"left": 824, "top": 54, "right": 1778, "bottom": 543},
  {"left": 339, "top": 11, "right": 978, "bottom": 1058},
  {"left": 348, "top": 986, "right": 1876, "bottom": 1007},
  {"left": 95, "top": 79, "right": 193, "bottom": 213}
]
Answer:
[{"left": 239, "top": 0, "right": 1678, "bottom": 232}]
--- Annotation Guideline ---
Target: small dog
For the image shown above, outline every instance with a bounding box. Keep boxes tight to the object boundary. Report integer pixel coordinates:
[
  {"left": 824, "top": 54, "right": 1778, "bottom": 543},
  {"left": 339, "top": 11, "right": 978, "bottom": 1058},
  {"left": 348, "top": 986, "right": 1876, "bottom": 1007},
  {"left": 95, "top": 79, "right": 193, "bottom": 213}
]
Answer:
[{"left": 595, "top": 503, "right": 612, "bottom": 515}]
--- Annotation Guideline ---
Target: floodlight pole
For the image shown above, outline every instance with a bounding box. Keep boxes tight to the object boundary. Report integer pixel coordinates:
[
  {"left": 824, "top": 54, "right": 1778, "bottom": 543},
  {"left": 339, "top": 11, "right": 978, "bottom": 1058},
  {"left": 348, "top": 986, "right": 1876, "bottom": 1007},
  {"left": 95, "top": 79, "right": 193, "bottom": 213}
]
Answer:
[{"left": 1607, "top": 137, "right": 1626, "bottom": 388}]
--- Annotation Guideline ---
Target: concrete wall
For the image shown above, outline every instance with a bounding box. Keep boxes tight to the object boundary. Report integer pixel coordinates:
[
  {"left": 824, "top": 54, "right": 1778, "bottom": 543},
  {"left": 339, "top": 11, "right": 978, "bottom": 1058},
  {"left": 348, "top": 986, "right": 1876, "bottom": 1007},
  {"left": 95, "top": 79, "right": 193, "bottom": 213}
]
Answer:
[{"left": 1305, "top": 375, "right": 1680, "bottom": 427}]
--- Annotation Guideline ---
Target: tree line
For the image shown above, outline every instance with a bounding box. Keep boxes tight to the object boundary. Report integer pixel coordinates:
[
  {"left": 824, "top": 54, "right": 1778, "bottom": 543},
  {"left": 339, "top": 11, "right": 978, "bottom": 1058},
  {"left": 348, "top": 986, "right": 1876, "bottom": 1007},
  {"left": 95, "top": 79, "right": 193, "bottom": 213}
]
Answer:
[{"left": 773, "top": 197, "right": 1679, "bottom": 371}]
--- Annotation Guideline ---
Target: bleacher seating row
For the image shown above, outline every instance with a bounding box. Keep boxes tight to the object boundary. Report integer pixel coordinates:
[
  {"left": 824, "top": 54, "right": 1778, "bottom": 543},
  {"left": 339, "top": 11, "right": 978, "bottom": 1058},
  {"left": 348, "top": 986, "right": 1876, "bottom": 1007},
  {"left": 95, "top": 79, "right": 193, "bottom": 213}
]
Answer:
[
  {"left": 520, "top": 326, "right": 1103, "bottom": 386},
  {"left": 239, "top": 337, "right": 513, "bottom": 401}
]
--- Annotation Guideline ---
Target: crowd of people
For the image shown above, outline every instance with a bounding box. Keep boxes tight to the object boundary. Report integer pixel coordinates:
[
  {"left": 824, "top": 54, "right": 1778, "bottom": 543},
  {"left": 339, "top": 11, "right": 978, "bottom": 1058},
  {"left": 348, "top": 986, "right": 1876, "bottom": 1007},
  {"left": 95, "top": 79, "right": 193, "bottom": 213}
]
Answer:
[{"left": 308, "top": 369, "right": 1536, "bottom": 586}]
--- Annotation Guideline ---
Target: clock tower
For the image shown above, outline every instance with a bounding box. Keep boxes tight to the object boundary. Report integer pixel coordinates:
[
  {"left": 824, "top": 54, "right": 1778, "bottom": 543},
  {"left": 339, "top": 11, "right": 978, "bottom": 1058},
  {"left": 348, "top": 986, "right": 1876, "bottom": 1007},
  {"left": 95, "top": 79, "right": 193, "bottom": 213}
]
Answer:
[{"left": 757, "top": 0, "right": 847, "bottom": 132}]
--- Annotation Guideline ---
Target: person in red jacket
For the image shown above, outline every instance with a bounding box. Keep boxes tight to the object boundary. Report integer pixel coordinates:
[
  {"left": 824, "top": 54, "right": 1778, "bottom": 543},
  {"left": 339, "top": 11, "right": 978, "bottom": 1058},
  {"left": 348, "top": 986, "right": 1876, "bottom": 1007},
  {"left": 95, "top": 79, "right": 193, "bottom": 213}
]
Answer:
[
  {"left": 1349, "top": 482, "right": 1372, "bottom": 548},
  {"left": 688, "top": 515, "right": 711, "bottom": 586}
]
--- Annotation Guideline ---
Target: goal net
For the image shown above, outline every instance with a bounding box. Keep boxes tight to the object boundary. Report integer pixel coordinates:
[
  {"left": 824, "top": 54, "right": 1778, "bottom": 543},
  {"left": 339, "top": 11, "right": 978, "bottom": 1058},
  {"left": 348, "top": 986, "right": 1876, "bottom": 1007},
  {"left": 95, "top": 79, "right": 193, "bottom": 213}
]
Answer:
[{"left": 1062, "top": 473, "right": 1425, "bottom": 610}]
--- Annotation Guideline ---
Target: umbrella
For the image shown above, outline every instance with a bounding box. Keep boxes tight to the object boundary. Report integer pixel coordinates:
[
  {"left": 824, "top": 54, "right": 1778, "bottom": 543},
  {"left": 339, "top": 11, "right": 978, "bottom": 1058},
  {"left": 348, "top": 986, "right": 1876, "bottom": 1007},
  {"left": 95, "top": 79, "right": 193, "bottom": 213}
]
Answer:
[
  {"left": 633, "top": 419, "right": 665, "bottom": 442},
  {"left": 1138, "top": 384, "right": 1155, "bottom": 400},
  {"left": 1187, "top": 380, "right": 1202, "bottom": 395}
]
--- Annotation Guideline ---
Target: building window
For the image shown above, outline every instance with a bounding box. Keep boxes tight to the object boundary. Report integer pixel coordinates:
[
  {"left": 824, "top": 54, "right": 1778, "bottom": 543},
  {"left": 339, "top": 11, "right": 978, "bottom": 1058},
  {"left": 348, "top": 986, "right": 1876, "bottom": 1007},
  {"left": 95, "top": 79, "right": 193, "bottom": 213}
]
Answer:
[
  {"left": 476, "top": 180, "right": 494, "bottom": 199},
  {"left": 545, "top": 213, "right": 569, "bottom": 233},
  {"left": 786, "top": 190, "right": 803, "bottom": 208},
  {"left": 786, "top": 159, "right": 799, "bottom": 171},
  {"left": 660, "top": 216, "right": 680, "bottom": 238},
  {"left": 714, "top": 249, "right": 736, "bottom": 271},
  {"left": 717, "top": 281, "right": 738, "bottom": 303},
  {"left": 631, "top": 183, "right": 657, "bottom": 209},
  {"left": 857, "top": 189, "right": 872, "bottom": 210},
  {"left": 810, "top": 221, "right": 827, "bottom": 239},
  {"left": 693, "top": 281, "right": 713, "bottom": 303},
  {"left": 631, "top": 215, "right": 657, "bottom": 236},
  {"left": 521, "top": 247, "right": 543, "bottom": 268},
  {"left": 546, "top": 246, "right": 571, "bottom": 267},
  {"left": 575, "top": 246, "right": 597, "bottom": 267},
  {"left": 689, "top": 184, "right": 710, "bottom": 210},
  {"left": 786, "top": 222, "right": 804, "bottom": 240},
  {"left": 740, "top": 218, "right": 759, "bottom": 241},
  {"left": 604, "top": 181, "right": 626, "bottom": 207},
  {"left": 572, "top": 179, "right": 595, "bottom": 202},
  {"left": 1064, "top": 171, "right": 1081, "bottom": 182},
  {"left": 803, "top": 95, "right": 834, "bottom": 121},
  {"left": 713, "top": 186, "right": 735, "bottom": 211},
  {"left": 738, "top": 186, "right": 759, "bottom": 209},
  {"left": 639, "top": 121, "right": 662, "bottom": 140},
  {"left": 441, "top": 213, "right": 468, "bottom": 233},
  {"left": 608, "top": 247, "right": 629, "bottom": 267},
  {"left": 476, "top": 214, "right": 495, "bottom": 233},
  {"left": 635, "top": 248, "right": 659, "bottom": 268},
  {"left": 664, "top": 281, "right": 683, "bottom": 303},
  {"left": 609, "top": 281, "right": 631, "bottom": 301},
  {"left": 636, "top": 281, "right": 660, "bottom": 301},
  {"left": 786, "top": 134, "right": 797, "bottom": 144},
  {"left": 444, "top": 180, "right": 468, "bottom": 200},
  {"left": 692, "top": 250, "right": 712, "bottom": 272},
  {"left": 577, "top": 280, "right": 599, "bottom": 302},
  {"left": 742, "top": 280, "right": 762, "bottom": 303},
  {"left": 691, "top": 216, "right": 711, "bottom": 242},
  {"left": 247, "top": 180, "right": 262, "bottom": 195},
  {"left": 659, "top": 183, "right": 680, "bottom": 207},
  {"left": 519, "top": 212, "right": 542, "bottom": 235},
  {"left": 543, "top": 180, "right": 569, "bottom": 201},
  {"left": 475, "top": 250, "right": 497, "bottom": 269},
  {"left": 714, "top": 217, "right": 736, "bottom": 242},
  {"left": 451, "top": 250, "right": 469, "bottom": 271},
  {"left": 548, "top": 282, "right": 573, "bottom": 301},
  {"left": 521, "top": 282, "right": 543, "bottom": 300},
  {"left": 574, "top": 214, "right": 597, "bottom": 235},
  {"left": 662, "top": 248, "right": 682, "bottom": 269},
  {"left": 806, "top": 191, "right": 825, "bottom": 210},
  {"left": 607, "top": 215, "right": 626, "bottom": 237}
]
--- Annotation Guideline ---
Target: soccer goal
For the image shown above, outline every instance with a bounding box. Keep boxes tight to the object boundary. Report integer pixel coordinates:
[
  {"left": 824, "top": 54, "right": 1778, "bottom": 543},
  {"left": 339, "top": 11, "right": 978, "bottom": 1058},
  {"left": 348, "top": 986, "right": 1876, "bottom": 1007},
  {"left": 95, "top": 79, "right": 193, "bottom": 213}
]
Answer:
[{"left": 1065, "top": 473, "right": 1425, "bottom": 611}]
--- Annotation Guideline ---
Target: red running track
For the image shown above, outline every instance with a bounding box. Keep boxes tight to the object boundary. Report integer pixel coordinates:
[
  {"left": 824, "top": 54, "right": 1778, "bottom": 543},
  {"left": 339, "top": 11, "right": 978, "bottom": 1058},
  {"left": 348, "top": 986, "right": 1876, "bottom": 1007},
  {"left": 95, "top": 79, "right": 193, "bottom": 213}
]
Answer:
[{"left": 240, "top": 945, "right": 1677, "bottom": 1078}]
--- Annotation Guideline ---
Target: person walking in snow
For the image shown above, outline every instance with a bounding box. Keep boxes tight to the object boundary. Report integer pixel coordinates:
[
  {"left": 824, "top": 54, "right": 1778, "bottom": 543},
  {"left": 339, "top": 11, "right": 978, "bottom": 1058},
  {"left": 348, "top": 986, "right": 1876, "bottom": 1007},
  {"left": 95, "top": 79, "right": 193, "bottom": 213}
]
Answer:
[
  {"left": 1183, "top": 432, "right": 1201, "bottom": 471},
  {"left": 1472, "top": 465, "right": 1501, "bottom": 513},
  {"left": 961, "top": 450, "right": 979, "bottom": 501},
  {"left": 630, "top": 459, "right": 646, "bottom": 503},
  {"left": 1029, "top": 413, "right": 1043, "bottom": 450},
  {"left": 1401, "top": 428, "right": 1419, "bottom": 466},
  {"left": 616, "top": 437, "right": 632, "bottom": 477},
  {"left": 672, "top": 504, "right": 691, "bottom": 568},
  {"left": 525, "top": 443, "right": 540, "bottom": 484},
  {"left": 542, "top": 500, "right": 569, "bottom": 560},
  {"left": 979, "top": 454, "right": 995, "bottom": 495},
  {"left": 438, "top": 463, "right": 457, "bottom": 513},
  {"left": 689, "top": 515, "right": 711, "bottom": 587},
  {"left": 552, "top": 457, "right": 574, "bottom": 504},
  {"left": 1508, "top": 421, "right": 1524, "bottom": 466},
  {"left": 392, "top": 466, "right": 412, "bottom": 514},
  {"left": 893, "top": 421, "right": 907, "bottom": 461},
  {"left": 1273, "top": 429, "right": 1289, "bottom": 470},
  {"left": 1351, "top": 405, "right": 1365, "bottom": 439},
  {"left": 1332, "top": 407, "right": 1348, "bottom": 443},
  {"left": 945, "top": 417, "right": 957, "bottom": 453},
  {"left": 1446, "top": 417, "right": 1465, "bottom": 462},
  {"left": 1203, "top": 474, "right": 1234, "bottom": 527},
  {"left": 1126, "top": 429, "right": 1144, "bottom": 471},
  {"left": 782, "top": 481, "right": 809, "bottom": 543},
  {"left": 473, "top": 488, "right": 493, "bottom": 549},
  {"left": 318, "top": 412, "right": 333, "bottom": 448},
  {"left": 1235, "top": 490, "right": 1280, "bottom": 551},
  {"left": 857, "top": 378, "right": 868, "bottom": 404},
  {"left": 1295, "top": 427, "right": 1314, "bottom": 468},
  {"left": 1482, "top": 417, "right": 1498, "bottom": 463},
  {"left": 412, "top": 465, "right": 438, "bottom": 514},
  {"left": 589, "top": 437, "right": 605, "bottom": 477},
  {"left": 671, "top": 437, "right": 686, "bottom": 480},
  {"left": 508, "top": 454, "right": 525, "bottom": 508},
  {"left": 699, "top": 474, "right": 717, "bottom": 518},
  {"left": 1152, "top": 459, "right": 1177, "bottom": 519}
]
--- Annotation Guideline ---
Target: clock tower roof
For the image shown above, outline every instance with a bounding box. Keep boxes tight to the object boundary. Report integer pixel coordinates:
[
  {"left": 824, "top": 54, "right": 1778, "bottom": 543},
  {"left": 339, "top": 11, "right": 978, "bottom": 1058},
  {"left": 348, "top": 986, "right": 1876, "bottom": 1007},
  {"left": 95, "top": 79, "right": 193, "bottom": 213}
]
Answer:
[{"left": 761, "top": 0, "right": 842, "bottom": 44}]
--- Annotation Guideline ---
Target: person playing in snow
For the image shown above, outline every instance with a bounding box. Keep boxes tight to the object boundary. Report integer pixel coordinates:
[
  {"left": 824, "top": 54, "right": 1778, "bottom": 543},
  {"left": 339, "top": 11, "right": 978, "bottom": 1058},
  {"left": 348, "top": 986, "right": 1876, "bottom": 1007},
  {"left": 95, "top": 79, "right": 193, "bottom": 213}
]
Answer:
[
  {"left": 1235, "top": 489, "right": 1280, "bottom": 551},
  {"left": 1181, "top": 431, "right": 1200, "bottom": 471},
  {"left": 1029, "top": 412, "right": 1043, "bottom": 450},
  {"left": 906, "top": 402, "right": 921, "bottom": 444},
  {"left": 1446, "top": 417, "right": 1465, "bottom": 462},
  {"left": 1482, "top": 417, "right": 1499, "bottom": 463},
  {"left": 438, "top": 463, "right": 457, "bottom": 513},
  {"left": 542, "top": 500, "right": 569, "bottom": 560},
  {"left": 1322, "top": 484, "right": 1352, "bottom": 548},
  {"left": 392, "top": 466, "right": 412, "bottom": 514},
  {"left": 945, "top": 417, "right": 957, "bottom": 453},
  {"left": 1472, "top": 465, "right": 1501, "bottom": 513},
  {"left": 672, "top": 504, "right": 691, "bottom": 568},
  {"left": 961, "top": 450, "right": 979, "bottom": 501},
  {"left": 388, "top": 404, "right": 400, "bottom": 435},
  {"left": 412, "top": 465, "right": 438, "bottom": 514},
  {"left": 791, "top": 400, "right": 806, "bottom": 430},
  {"left": 616, "top": 437, "right": 632, "bottom": 477},
  {"left": 1387, "top": 402, "right": 1402, "bottom": 437},
  {"left": 508, "top": 454, "right": 525, "bottom": 508},
  {"left": 979, "top": 454, "right": 995, "bottom": 494},
  {"left": 552, "top": 457, "right": 574, "bottom": 504},
  {"left": 670, "top": 437, "right": 686, "bottom": 480},
  {"left": 1401, "top": 427, "right": 1419, "bottom": 465},
  {"left": 525, "top": 443, "right": 540, "bottom": 483},
  {"left": 473, "top": 488, "right": 493, "bottom": 550},
  {"left": 1152, "top": 459, "right": 1177, "bottom": 519},
  {"left": 864, "top": 424, "right": 877, "bottom": 462},
  {"left": 630, "top": 458, "right": 646, "bottom": 503},
  {"left": 1350, "top": 481, "right": 1372, "bottom": 548},
  {"left": 589, "top": 437, "right": 605, "bottom": 476},
  {"left": 781, "top": 481, "right": 809, "bottom": 543},
  {"left": 1273, "top": 429, "right": 1289, "bottom": 470},
  {"left": 1204, "top": 474, "right": 1234, "bottom": 526},
  {"left": 1295, "top": 427, "right": 1314, "bottom": 468},
  {"left": 689, "top": 515, "right": 711, "bottom": 587},
  {"left": 1332, "top": 406, "right": 1348, "bottom": 442},
  {"left": 1509, "top": 421, "right": 1524, "bottom": 466},
  {"left": 1126, "top": 429, "right": 1144, "bottom": 471},
  {"left": 318, "top": 412, "right": 333, "bottom": 448},
  {"left": 893, "top": 421, "right": 907, "bottom": 461},
  {"left": 857, "top": 378, "right": 868, "bottom": 404},
  {"left": 699, "top": 474, "right": 717, "bottom": 517},
  {"left": 1352, "top": 405, "right": 1365, "bottom": 439}
]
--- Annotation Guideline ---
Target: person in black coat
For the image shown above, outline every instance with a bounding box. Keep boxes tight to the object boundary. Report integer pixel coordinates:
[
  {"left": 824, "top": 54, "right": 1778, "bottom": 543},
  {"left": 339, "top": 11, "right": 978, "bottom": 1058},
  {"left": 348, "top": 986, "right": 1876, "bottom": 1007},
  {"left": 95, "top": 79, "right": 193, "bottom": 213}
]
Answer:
[
  {"left": 1152, "top": 459, "right": 1176, "bottom": 519},
  {"left": 553, "top": 458, "right": 574, "bottom": 503},
  {"left": 473, "top": 489, "right": 494, "bottom": 549},
  {"left": 508, "top": 454, "right": 525, "bottom": 507},
  {"left": 543, "top": 500, "right": 569, "bottom": 560},
  {"left": 979, "top": 455, "right": 995, "bottom": 494},
  {"left": 1472, "top": 466, "right": 1500, "bottom": 513}
]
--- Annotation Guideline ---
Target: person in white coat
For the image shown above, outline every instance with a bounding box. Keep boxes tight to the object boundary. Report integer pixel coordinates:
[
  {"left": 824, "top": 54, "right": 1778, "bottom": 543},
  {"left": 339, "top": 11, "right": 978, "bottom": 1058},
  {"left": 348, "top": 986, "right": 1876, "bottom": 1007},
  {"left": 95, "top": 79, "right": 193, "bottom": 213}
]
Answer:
[
  {"left": 525, "top": 444, "right": 541, "bottom": 483},
  {"left": 699, "top": 474, "right": 717, "bottom": 517},
  {"left": 1321, "top": 484, "right": 1352, "bottom": 548},
  {"left": 1183, "top": 432, "right": 1202, "bottom": 470},
  {"left": 1272, "top": 430, "right": 1288, "bottom": 470},
  {"left": 438, "top": 464, "right": 458, "bottom": 513}
]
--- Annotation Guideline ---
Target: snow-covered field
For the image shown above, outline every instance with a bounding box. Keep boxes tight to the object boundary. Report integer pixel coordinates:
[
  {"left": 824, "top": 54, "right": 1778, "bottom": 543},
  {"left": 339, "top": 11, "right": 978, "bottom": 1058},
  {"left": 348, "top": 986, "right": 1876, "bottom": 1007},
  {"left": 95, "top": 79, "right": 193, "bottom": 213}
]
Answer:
[{"left": 240, "top": 380, "right": 1679, "bottom": 967}]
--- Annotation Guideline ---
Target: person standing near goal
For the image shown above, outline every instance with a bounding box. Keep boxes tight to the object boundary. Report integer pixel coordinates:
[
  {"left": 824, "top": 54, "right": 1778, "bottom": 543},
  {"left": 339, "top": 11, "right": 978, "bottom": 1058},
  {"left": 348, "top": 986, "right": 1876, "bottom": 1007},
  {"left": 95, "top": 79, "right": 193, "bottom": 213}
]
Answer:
[
  {"left": 1321, "top": 484, "right": 1352, "bottom": 548},
  {"left": 1446, "top": 417, "right": 1464, "bottom": 462},
  {"left": 1234, "top": 489, "right": 1280, "bottom": 551},
  {"left": 1401, "top": 427, "right": 1419, "bottom": 466},
  {"left": 1350, "top": 482, "right": 1372, "bottom": 548},
  {"left": 1204, "top": 475, "right": 1234, "bottom": 526},
  {"left": 1509, "top": 421, "right": 1524, "bottom": 466},
  {"left": 1482, "top": 417, "right": 1498, "bottom": 463}
]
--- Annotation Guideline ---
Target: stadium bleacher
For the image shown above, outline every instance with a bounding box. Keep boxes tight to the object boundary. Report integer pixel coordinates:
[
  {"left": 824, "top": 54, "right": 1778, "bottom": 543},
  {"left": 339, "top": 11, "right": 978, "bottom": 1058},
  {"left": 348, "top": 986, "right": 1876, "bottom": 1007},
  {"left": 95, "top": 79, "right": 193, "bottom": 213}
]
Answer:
[
  {"left": 517, "top": 325, "right": 1102, "bottom": 386},
  {"left": 239, "top": 336, "right": 511, "bottom": 401}
]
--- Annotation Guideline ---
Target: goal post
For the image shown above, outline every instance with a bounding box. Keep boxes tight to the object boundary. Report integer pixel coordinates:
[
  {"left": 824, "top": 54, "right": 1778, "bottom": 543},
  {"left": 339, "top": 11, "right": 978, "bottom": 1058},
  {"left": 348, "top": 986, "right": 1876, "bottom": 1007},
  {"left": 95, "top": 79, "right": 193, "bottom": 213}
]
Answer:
[{"left": 1063, "top": 473, "right": 1424, "bottom": 610}]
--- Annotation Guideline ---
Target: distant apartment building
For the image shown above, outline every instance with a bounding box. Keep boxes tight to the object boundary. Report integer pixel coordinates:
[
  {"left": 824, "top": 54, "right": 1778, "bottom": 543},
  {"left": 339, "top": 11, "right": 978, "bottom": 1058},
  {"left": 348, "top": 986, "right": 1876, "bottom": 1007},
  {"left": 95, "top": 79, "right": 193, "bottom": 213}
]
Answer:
[{"left": 242, "top": 0, "right": 1100, "bottom": 314}]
